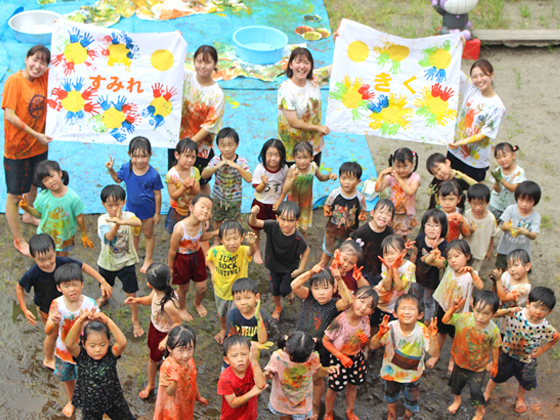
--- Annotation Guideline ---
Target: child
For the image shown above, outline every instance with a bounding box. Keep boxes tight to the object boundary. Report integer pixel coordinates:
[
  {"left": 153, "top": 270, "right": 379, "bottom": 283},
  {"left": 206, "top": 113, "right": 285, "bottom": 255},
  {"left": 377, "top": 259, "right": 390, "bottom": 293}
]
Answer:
[
  {"left": 488, "top": 143, "right": 526, "bottom": 221},
  {"left": 201, "top": 127, "right": 252, "bottom": 238},
  {"left": 249, "top": 201, "right": 310, "bottom": 321},
  {"left": 64, "top": 309, "right": 134, "bottom": 419},
  {"left": 165, "top": 137, "right": 201, "bottom": 233},
  {"left": 16, "top": 234, "right": 112, "bottom": 370},
  {"left": 218, "top": 336, "right": 267, "bottom": 420},
  {"left": 485, "top": 287, "right": 559, "bottom": 414},
  {"left": 350, "top": 199, "right": 395, "bottom": 285},
  {"left": 442, "top": 291, "right": 502, "bottom": 420},
  {"left": 169, "top": 194, "right": 217, "bottom": 321},
  {"left": 464, "top": 184, "right": 501, "bottom": 273},
  {"left": 373, "top": 235, "right": 416, "bottom": 327},
  {"left": 495, "top": 180, "right": 541, "bottom": 271},
  {"left": 323, "top": 286, "right": 378, "bottom": 420},
  {"left": 45, "top": 263, "right": 99, "bottom": 417},
  {"left": 282, "top": 141, "right": 338, "bottom": 239},
  {"left": 226, "top": 278, "right": 268, "bottom": 346},
  {"left": 105, "top": 136, "right": 163, "bottom": 273},
  {"left": 19, "top": 160, "right": 92, "bottom": 256},
  {"left": 2, "top": 45, "right": 52, "bottom": 256},
  {"left": 411, "top": 209, "right": 448, "bottom": 323},
  {"left": 321, "top": 161, "right": 367, "bottom": 266},
  {"left": 206, "top": 220, "right": 257, "bottom": 344},
  {"left": 428, "top": 240, "right": 484, "bottom": 371},
  {"left": 154, "top": 325, "right": 209, "bottom": 419},
  {"left": 369, "top": 295, "right": 439, "bottom": 420},
  {"left": 265, "top": 331, "right": 340, "bottom": 420},
  {"left": 96, "top": 185, "right": 144, "bottom": 337},
  {"left": 124, "top": 263, "right": 182, "bottom": 399},
  {"left": 291, "top": 266, "right": 353, "bottom": 419},
  {"left": 438, "top": 180, "right": 470, "bottom": 242},
  {"left": 375, "top": 148, "right": 421, "bottom": 240},
  {"left": 426, "top": 152, "right": 476, "bottom": 209},
  {"left": 328, "top": 241, "right": 370, "bottom": 295},
  {"left": 249, "top": 138, "right": 288, "bottom": 264}
]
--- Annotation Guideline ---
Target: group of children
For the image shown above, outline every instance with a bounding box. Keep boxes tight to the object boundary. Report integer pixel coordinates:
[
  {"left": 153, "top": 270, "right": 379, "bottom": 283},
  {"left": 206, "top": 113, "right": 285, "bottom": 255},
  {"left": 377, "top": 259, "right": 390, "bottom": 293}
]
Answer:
[{"left": 15, "top": 131, "right": 558, "bottom": 420}]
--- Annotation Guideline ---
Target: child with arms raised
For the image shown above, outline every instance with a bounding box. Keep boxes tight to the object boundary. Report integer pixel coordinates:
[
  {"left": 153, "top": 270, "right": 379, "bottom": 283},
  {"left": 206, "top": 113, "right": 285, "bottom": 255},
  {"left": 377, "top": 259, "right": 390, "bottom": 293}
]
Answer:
[
  {"left": 325, "top": 241, "right": 369, "bottom": 296},
  {"left": 426, "top": 152, "right": 476, "bottom": 209},
  {"left": 488, "top": 143, "right": 525, "bottom": 221},
  {"left": 438, "top": 180, "right": 471, "bottom": 242}
]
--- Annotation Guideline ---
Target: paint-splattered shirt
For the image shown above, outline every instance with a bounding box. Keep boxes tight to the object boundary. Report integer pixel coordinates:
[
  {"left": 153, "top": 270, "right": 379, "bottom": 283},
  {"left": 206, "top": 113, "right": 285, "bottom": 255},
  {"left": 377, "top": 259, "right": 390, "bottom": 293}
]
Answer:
[
  {"left": 165, "top": 166, "right": 201, "bottom": 216},
  {"left": 324, "top": 311, "right": 371, "bottom": 356},
  {"left": 375, "top": 260, "right": 416, "bottom": 313},
  {"left": 325, "top": 187, "right": 366, "bottom": 234},
  {"left": 265, "top": 349, "right": 321, "bottom": 415},
  {"left": 180, "top": 69, "right": 225, "bottom": 159},
  {"left": 463, "top": 209, "right": 500, "bottom": 260},
  {"left": 287, "top": 162, "right": 317, "bottom": 231},
  {"left": 206, "top": 245, "right": 252, "bottom": 300},
  {"left": 97, "top": 211, "right": 140, "bottom": 271},
  {"left": 497, "top": 204, "right": 540, "bottom": 257},
  {"left": 278, "top": 67, "right": 330, "bottom": 161},
  {"left": 385, "top": 173, "right": 421, "bottom": 216},
  {"left": 297, "top": 293, "right": 340, "bottom": 341},
  {"left": 497, "top": 271, "right": 531, "bottom": 333},
  {"left": 489, "top": 165, "right": 526, "bottom": 212},
  {"left": 350, "top": 223, "right": 393, "bottom": 278},
  {"left": 433, "top": 266, "right": 475, "bottom": 313},
  {"left": 207, "top": 154, "right": 250, "bottom": 205},
  {"left": 154, "top": 357, "right": 198, "bottom": 420}
]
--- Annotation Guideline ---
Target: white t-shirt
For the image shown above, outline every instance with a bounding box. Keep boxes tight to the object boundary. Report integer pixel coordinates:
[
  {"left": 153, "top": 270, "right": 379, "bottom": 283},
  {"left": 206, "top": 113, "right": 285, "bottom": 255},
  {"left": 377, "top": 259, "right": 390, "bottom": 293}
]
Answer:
[
  {"left": 375, "top": 260, "right": 416, "bottom": 313},
  {"left": 489, "top": 166, "right": 526, "bottom": 212},
  {"left": 251, "top": 163, "right": 289, "bottom": 204},
  {"left": 463, "top": 209, "right": 501, "bottom": 260},
  {"left": 97, "top": 211, "right": 140, "bottom": 271}
]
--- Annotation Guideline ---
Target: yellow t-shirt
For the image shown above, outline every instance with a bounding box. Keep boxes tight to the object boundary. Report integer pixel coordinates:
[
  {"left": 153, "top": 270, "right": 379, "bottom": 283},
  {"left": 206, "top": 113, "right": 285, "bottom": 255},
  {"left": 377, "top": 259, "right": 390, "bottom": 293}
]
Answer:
[{"left": 207, "top": 245, "right": 252, "bottom": 300}]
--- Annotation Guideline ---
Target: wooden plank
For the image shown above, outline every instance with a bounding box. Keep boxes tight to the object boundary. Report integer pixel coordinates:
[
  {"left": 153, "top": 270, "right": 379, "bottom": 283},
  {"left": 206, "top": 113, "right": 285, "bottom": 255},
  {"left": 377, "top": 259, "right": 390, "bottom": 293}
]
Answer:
[{"left": 473, "top": 29, "right": 560, "bottom": 46}]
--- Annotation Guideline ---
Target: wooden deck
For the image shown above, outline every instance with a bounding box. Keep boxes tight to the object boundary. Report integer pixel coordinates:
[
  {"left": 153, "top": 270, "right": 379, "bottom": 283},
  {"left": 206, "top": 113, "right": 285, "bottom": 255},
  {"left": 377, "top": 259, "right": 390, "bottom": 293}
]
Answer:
[{"left": 473, "top": 29, "right": 560, "bottom": 47}]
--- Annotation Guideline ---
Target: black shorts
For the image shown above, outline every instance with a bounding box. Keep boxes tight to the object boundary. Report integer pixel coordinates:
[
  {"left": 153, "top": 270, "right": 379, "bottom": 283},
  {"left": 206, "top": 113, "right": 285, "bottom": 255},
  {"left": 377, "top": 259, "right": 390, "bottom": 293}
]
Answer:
[
  {"left": 492, "top": 352, "right": 538, "bottom": 391},
  {"left": 328, "top": 351, "right": 367, "bottom": 391},
  {"left": 98, "top": 265, "right": 139, "bottom": 294},
  {"left": 446, "top": 151, "right": 488, "bottom": 182},
  {"left": 269, "top": 270, "right": 293, "bottom": 297},
  {"left": 4, "top": 151, "right": 48, "bottom": 195},
  {"left": 448, "top": 364, "right": 486, "bottom": 407},
  {"left": 436, "top": 305, "right": 455, "bottom": 338}
]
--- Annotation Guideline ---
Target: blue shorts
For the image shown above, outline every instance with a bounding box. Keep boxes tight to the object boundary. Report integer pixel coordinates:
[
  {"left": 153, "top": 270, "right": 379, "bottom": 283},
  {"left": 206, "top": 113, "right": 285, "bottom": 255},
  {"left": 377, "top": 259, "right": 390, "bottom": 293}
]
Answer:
[
  {"left": 268, "top": 401, "right": 312, "bottom": 420},
  {"left": 384, "top": 378, "right": 420, "bottom": 413},
  {"left": 54, "top": 357, "right": 77, "bottom": 382}
]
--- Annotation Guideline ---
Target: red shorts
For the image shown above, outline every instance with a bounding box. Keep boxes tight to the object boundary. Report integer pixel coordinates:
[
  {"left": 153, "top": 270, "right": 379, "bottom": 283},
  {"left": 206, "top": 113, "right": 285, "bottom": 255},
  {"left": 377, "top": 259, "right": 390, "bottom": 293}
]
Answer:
[
  {"left": 148, "top": 321, "right": 168, "bottom": 362},
  {"left": 249, "top": 199, "right": 275, "bottom": 230},
  {"left": 172, "top": 248, "right": 207, "bottom": 285}
]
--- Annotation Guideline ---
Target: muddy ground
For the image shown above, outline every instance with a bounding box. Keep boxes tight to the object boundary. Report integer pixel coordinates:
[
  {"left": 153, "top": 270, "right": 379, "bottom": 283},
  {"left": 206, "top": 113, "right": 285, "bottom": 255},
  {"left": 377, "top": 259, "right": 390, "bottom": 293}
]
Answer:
[{"left": 2, "top": 46, "right": 560, "bottom": 419}]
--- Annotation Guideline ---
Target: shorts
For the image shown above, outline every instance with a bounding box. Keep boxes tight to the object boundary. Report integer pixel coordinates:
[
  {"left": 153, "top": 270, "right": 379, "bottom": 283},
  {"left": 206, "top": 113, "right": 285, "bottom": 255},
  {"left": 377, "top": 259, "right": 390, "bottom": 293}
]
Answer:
[
  {"left": 391, "top": 213, "right": 418, "bottom": 237},
  {"left": 37, "top": 307, "right": 49, "bottom": 323},
  {"left": 268, "top": 401, "right": 312, "bottom": 420},
  {"left": 164, "top": 207, "right": 187, "bottom": 234},
  {"left": 172, "top": 248, "right": 208, "bottom": 285},
  {"left": 269, "top": 270, "right": 293, "bottom": 297},
  {"left": 487, "top": 204, "right": 504, "bottom": 222},
  {"left": 58, "top": 245, "right": 73, "bottom": 253},
  {"left": 98, "top": 265, "right": 139, "bottom": 294},
  {"left": 371, "top": 307, "right": 396, "bottom": 328},
  {"left": 448, "top": 364, "right": 486, "bottom": 407},
  {"left": 248, "top": 199, "right": 275, "bottom": 230},
  {"left": 214, "top": 293, "right": 235, "bottom": 318},
  {"left": 54, "top": 357, "right": 77, "bottom": 382},
  {"left": 496, "top": 253, "right": 507, "bottom": 270},
  {"left": 4, "top": 151, "right": 48, "bottom": 195},
  {"left": 436, "top": 305, "right": 455, "bottom": 338},
  {"left": 383, "top": 378, "right": 420, "bottom": 413},
  {"left": 322, "top": 223, "right": 351, "bottom": 256},
  {"left": 492, "top": 352, "right": 538, "bottom": 391},
  {"left": 80, "top": 398, "right": 136, "bottom": 420},
  {"left": 328, "top": 351, "right": 367, "bottom": 391},
  {"left": 213, "top": 199, "right": 241, "bottom": 222},
  {"left": 446, "top": 151, "right": 489, "bottom": 183},
  {"left": 148, "top": 321, "right": 168, "bottom": 362}
]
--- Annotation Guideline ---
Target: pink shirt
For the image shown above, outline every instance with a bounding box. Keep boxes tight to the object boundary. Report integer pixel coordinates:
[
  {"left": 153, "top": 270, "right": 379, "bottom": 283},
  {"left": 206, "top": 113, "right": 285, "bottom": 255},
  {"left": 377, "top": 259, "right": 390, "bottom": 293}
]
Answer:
[
  {"left": 386, "top": 172, "right": 420, "bottom": 216},
  {"left": 324, "top": 311, "right": 371, "bottom": 356}
]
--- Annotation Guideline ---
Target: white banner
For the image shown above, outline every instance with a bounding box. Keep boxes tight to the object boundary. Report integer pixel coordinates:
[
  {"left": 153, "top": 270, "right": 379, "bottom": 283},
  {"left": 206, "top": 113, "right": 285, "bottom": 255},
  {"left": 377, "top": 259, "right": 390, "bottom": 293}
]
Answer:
[
  {"left": 46, "top": 20, "right": 187, "bottom": 147},
  {"left": 326, "top": 19, "right": 462, "bottom": 145}
]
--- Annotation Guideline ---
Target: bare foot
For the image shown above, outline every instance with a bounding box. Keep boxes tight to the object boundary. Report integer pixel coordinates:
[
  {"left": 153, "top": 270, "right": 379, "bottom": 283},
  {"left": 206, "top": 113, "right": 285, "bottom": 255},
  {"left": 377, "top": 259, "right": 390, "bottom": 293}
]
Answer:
[
  {"left": 286, "top": 292, "right": 295, "bottom": 305},
  {"left": 140, "top": 259, "right": 153, "bottom": 274},
  {"left": 132, "top": 319, "right": 145, "bottom": 337},
  {"left": 473, "top": 406, "right": 485, "bottom": 420},
  {"left": 214, "top": 329, "right": 226, "bottom": 345},
  {"left": 309, "top": 413, "right": 319, "bottom": 420},
  {"left": 402, "top": 413, "right": 413, "bottom": 420},
  {"left": 425, "top": 356, "right": 439, "bottom": 369},
  {"left": 253, "top": 249, "right": 263, "bottom": 265},
  {"left": 323, "top": 413, "right": 334, "bottom": 420},
  {"left": 448, "top": 400, "right": 461, "bottom": 414},
  {"left": 271, "top": 308, "right": 282, "bottom": 322},
  {"left": 387, "top": 411, "right": 397, "bottom": 420},
  {"left": 483, "top": 391, "right": 491, "bottom": 403},
  {"left": 62, "top": 401, "right": 75, "bottom": 418},
  {"left": 22, "top": 213, "right": 40, "bottom": 226},
  {"left": 43, "top": 358, "right": 55, "bottom": 371},
  {"left": 96, "top": 296, "right": 108, "bottom": 308},
  {"left": 194, "top": 304, "right": 207, "bottom": 318},
  {"left": 514, "top": 398, "right": 527, "bottom": 413},
  {"left": 179, "top": 308, "right": 194, "bottom": 322},
  {"left": 13, "top": 239, "right": 30, "bottom": 257},
  {"left": 448, "top": 359, "right": 455, "bottom": 375},
  {"left": 139, "top": 384, "right": 154, "bottom": 399},
  {"left": 346, "top": 409, "right": 360, "bottom": 420}
]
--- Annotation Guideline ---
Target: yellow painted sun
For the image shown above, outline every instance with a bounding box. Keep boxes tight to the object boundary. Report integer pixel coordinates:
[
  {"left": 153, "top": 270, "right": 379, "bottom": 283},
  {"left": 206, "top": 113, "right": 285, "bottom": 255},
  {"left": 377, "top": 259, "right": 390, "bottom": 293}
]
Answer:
[
  {"left": 369, "top": 93, "right": 412, "bottom": 131},
  {"left": 61, "top": 90, "right": 86, "bottom": 113},
  {"left": 64, "top": 42, "right": 88, "bottom": 65},
  {"left": 150, "top": 96, "right": 173, "bottom": 118},
  {"left": 151, "top": 49, "right": 174, "bottom": 71},
  {"left": 347, "top": 41, "right": 369, "bottom": 63},
  {"left": 102, "top": 107, "right": 126, "bottom": 130},
  {"left": 107, "top": 44, "right": 132, "bottom": 70}
]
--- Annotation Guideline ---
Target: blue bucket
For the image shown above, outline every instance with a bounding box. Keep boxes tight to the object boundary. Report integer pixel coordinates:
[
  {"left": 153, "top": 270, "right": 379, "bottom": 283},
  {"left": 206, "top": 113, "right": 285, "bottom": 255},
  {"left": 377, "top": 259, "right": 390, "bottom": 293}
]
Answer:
[{"left": 232, "top": 26, "right": 288, "bottom": 65}]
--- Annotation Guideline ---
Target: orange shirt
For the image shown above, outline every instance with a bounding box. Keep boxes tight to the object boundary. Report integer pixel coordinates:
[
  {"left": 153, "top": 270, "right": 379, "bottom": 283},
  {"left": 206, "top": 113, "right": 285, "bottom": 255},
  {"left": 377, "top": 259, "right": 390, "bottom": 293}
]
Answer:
[{"left": 1, "top": 70, "right": 49, "bottom": 159}]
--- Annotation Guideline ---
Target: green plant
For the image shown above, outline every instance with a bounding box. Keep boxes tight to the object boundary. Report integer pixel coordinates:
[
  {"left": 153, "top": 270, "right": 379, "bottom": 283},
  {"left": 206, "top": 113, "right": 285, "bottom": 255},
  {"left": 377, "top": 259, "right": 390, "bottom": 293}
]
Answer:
[
  {"left": 519, "top": 3, "right": 532, "bottom": 19},
  {"left": 551, "top": 346, "right": 560, "bottom": 360},
  {"left": 513, "top": 68, "right": 522, "bottom": 89},
  {"left": 541, "top": 215, "right": 553, "bottom": 230}
]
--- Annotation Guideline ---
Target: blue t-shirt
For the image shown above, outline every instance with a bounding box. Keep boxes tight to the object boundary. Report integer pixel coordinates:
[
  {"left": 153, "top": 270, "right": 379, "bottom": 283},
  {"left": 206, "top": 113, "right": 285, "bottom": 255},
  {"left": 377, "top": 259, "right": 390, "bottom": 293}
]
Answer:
[
  {"left": 223, "top": 307, "right": 269, "bottom": 369},
  {"left": 117, "top": 163, "right": 163, "bottom": 220}
]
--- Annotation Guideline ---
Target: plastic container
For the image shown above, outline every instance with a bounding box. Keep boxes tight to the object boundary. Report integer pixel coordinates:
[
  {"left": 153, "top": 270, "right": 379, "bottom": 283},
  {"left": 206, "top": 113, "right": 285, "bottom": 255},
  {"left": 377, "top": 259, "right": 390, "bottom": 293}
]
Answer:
[
  {"left": 232, "top": 26, "right": 288, "bottom": 65},
  {"left": 9, "top": 10, "right": 62, "bottom": 45},
  {"left": 462, "top": 39, "right": 481, "bottom": 60}
]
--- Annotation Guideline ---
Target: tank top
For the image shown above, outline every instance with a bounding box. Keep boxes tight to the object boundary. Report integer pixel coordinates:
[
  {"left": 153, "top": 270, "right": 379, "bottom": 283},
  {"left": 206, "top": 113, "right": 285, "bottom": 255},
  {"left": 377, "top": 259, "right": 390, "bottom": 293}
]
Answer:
[
  {"left": 178, "top": 222, "right": 203, "bottom": 254},
  {"left": 151, "top": 291, "right": 179, "bottom": 333}
]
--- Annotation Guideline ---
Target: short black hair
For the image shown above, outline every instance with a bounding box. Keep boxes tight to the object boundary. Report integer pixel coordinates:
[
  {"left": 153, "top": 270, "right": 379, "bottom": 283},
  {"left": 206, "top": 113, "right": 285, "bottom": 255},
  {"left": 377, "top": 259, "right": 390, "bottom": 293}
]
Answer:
[
  {"left": 216, "top": 127, "right": 240, "bottom": 145},
  {"left": 528, "top": 287, "right": 556, "bottom": 311},
  {"left": 438, "top": 179, "right": 466, "bottom": 211},
  {"left": 218, "top": 220, "right": 243, "bottom": 239},
  {"left": 395, "top": 294, "right": 423, "bottom": 313},
  {"left": 292, "top": 141, "right": 313, "bottom": 159},
  {"left": 191, "top": 193, "right": 212, "bottom": 206},
  {"left": 473, "top": 290, "right": 500, "bottom": 313},
  {"left": 223, "top": 335, "right": 251, "bottom": 357},
  {"left": 29, "top": 233, "right": 55, "bottom": 258},
  {"left": 167, "top": 325, "right": 196, "bottom": 351},
  {"left": 82, "top": 320, "right": 110, "bottom": 344},
  {"left": 381, "top": 235, "right": 405, "bottom": 254},
  {"left": 338, "top": 240, "right": 363, "bottom": 260},
  {"left": 494, "top": 142, "right": 517, "bottom": 157},
  {"left": 278, "top": 330, "right": 315, "bottom": 363},
  {"left": 232, "top": 278, "right": 258, "bottom": 296},
  {"left": 426, "top": 152, "right": 447, "bottom": 173},
  {"left": 445, "top": 239, "right": 472, "bottom": 266},
  {"left": 27, "top": 45, "right": 51, "bottom": 65},
  {"left": 373, "top": 198, "right": 395, "bottom": 218},
  {"left": 309, "top": 270, "right": 335, "bottom": 289},
  {"left": 54, "top": 263, "right": 83, "bottom": 285},
  {"left": 355, "top": 286, "right": 379, "bottom": 308},
  {"left": 420, "top": 208, "right": 448, "bottom": 239},
  {"left": 339, "top": 162, "right": 362, "bottom": 179},
  {"left": 276, "top": 201, "right": 300, "bottom": 220},
  {"left": 506, "top": 249, "right": 531, "bottom": 266},
  {"left": 467, "top": 183, "right": 491, "bottom": 203},
  {"left": 101, "top": 184, "right": 126, "bottom": 203},
  {"left": 515, "top": 180, "right": 541, "bottom": 206}
]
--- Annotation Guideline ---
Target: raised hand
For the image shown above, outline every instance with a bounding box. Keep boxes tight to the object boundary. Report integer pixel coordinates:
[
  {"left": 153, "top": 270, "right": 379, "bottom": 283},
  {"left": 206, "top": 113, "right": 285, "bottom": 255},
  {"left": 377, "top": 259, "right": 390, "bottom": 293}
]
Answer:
[
  {"left": 378, "top": 255, "right": 390, "bottom": 268},
  {"left": 250, "top": 205, "right": 260, "bottom": 215},
  {"left": 93, "top": 311, "right": 110, "bottom": 323},
  {"left": 328, "top": 173, "right": 338, "bottom": 181},
  {"left": 459, "top": 266, "right": 473, "bottom": 274},
  {"left": 291, "top": 168, "right": 299, "bottom": 180},
  {"left": 451, "top": 297, "right": 467, "bottom": 311},
  {"left": 393, "top": 249, "right": 407, "bottom": 269},
  {"left": 105, "top": 156, "right": 115, "bottom": 171},
  {"left": 260, "top": 174, "right": 269, "bottom": 184},
  {"left": 429, "top": 234, "right": 440, "bottom": 249},
  {"left": 428, "top": 317, "right": 438, "bottom": 338},
  {"left": 469, "top": 220, "right": 478, "bottom": 232},
  {"left": 311, "top": 263, "right": 324, "bottom": 275},
  {"left": 378, "top": 315, "right": 390, "bottom": 337},
  {"left": 352, "top": 264, "right": 364, "bottom": 281},
  {"left": 245, "top": 231, "right": 257, "bottom": 245},
  {"left": 331, "top": 250, "right": 341, "bottom": 270},
  {"left": 404, "top": 239, "right": 416, "bottom": 250},
  {"left": 429, "top": 248, "right": 442, "bottom": 260}
]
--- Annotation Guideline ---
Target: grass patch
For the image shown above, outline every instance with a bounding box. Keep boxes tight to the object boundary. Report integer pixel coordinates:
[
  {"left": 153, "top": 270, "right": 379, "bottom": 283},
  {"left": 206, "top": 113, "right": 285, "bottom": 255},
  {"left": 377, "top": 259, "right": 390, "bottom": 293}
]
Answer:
[
  {"left": 513, "top": 68, "right": 522, "bottom": 89},
  {"left": 541, "top": 215, "right": 553, "bottom": 230}
]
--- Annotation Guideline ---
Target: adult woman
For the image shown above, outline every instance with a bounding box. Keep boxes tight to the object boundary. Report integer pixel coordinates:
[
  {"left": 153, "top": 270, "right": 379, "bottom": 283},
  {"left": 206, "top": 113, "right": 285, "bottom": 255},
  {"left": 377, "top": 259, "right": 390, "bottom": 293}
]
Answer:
[
  {"left": 174, "top": 45, "right": 225, "bottom": 195},
  {"left": 2, "top": 45, "right": 52, "bottom": 256},
  {"left": 277, "top": 47, "right": 332, "bottom": 165},
  {"left": 447, "top": 59, "right": 506, "bottom": 182}
]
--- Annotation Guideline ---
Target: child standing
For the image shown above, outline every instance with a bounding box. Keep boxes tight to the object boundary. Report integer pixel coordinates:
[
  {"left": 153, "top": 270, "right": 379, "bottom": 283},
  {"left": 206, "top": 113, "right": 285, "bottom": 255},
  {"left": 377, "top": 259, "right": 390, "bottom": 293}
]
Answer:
[
  {"left": 328, "top": 241, "right": 369, "bottom": 296},
  {"left": 154, "top": 325, "right": 209, "bottom": 419},
  {"left": 282, "top": 141, "right": 338, "bottom": 239},
  {"left": 321, "top": 162, "right": 367, "bottom": 266},
  {"left": 438, "top": 180, "right": 470, "bottom": 242},
  {"left": 206, "top": 220, "right": 257, "bottom": 344},
  {"left": 249, "top": 201, "right": 310, "bottom": 321},
  {"left": 20, "top": 160, "right": 92, "bottom": 256},
  {"left": 323, "top": 286, "right": 378, "bottom": 420},
  {"left": 492, "top": 249, "right": 532, "bottom": 314},
  {"left": 45, "top": 263, "right": 99, "bottom": 417},
  {"left": 426, "top": 152, "right": 476, "bottom": 209},
  {"left": 369, "top": 295, "right": 439, "bottom": 420},
  {"left": 124, "top": 264, "right": 182, "bottom": 399},
  {"left": 201, "top": 127, "right": 252, "bottom": 239},
  {"left": 64, "top": 310, "right": 134, "bottom": 420},
  {"left": 485, "top": 287, "right": 559, "bottom": 414},
  {"left": 165, "top": 137, "right": 201, "bottom": 233},
  {"left": 249, "top": 138, "right": 288, "bottom": 264},
  {"left": 488, "top": 143, "right": 526, "bottom": 221},
  {"left": 96, "top": 185, "right": 144, "bottom": 337},
  {"left": 265, "top": 331, "right": 340, "bottom": 420},
  {"left": 106, "top": 136, "right": 163, "bottom": 273},
  {"left": 226, "top": 278, "right": 268, "bottom": 346},
  {"left": 169, "top": 194, "right": 217, "bottom": 321},
  {"left": 375, "top": 148, "right": 421, "bottom": 240}
]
